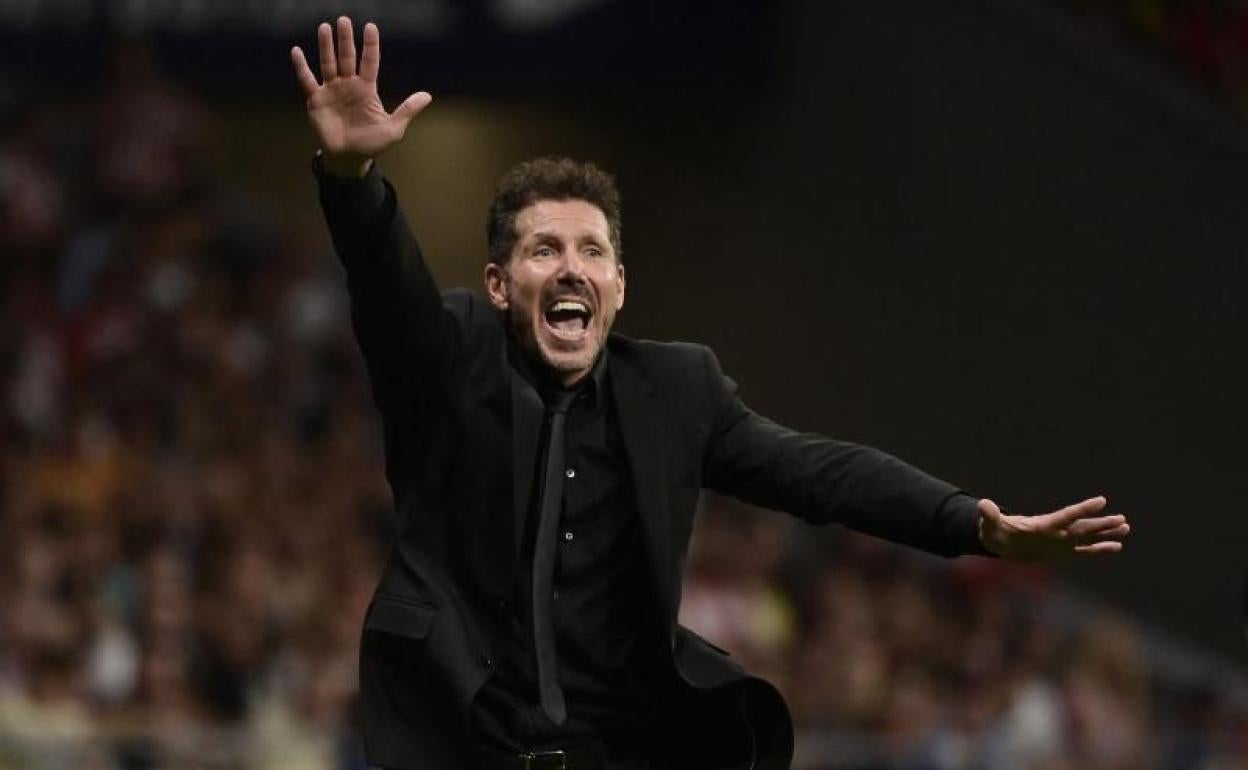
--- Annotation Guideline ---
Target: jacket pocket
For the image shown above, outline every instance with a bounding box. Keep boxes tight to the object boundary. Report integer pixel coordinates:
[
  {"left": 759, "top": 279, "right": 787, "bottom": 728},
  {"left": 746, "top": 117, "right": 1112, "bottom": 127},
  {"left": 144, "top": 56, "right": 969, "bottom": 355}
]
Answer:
[
  {"left": 676, "top": 625, "right": 732, "bottom": 657},
  {"left": 365, "top": 594, "right": 437, "bottom": 639},
  {"left": 673, "top": 625, "right": 746, "bottom": 691}
]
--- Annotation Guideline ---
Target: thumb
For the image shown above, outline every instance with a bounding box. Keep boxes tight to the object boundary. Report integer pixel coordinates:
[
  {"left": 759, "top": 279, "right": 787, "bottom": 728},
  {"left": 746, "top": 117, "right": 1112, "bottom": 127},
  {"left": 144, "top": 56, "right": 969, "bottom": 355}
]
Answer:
[
  {"left": 977, "top": 498, "right": 1003, "bottom": 523},
  {"left": 391, "top": 91, "right": 433, "bottom": 130},
  {"left": 976, "top": 498, "right": 1007, "bottom": 556},
  {"left": 973, "top": 499, "right": 1003, "bottom": 529}
]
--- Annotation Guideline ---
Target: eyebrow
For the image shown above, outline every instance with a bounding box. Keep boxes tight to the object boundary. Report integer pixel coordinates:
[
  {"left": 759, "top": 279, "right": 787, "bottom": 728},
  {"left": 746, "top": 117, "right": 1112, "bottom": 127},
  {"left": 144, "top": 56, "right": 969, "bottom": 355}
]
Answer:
[{"left": 528, "top": 231, "right": 608, "bottom": 247}]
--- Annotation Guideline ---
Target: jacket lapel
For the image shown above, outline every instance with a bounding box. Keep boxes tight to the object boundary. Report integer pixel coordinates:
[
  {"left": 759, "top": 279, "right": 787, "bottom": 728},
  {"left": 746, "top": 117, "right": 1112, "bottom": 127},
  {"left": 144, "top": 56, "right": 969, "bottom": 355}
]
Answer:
[
  {"left": 609, "top": 348, "right": 677, "bottom": 621},
  {"left": 466, "top": 334, "right": 523, "bottom": 601},
  {"left": 510, "top": 357, "right": 544, "bottom": 556}
]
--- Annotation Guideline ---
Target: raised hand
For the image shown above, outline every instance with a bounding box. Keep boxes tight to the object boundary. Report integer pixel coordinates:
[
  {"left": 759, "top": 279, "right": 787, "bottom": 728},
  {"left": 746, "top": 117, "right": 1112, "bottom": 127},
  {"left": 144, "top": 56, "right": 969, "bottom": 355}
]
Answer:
[
  {"left": 291, "top": 16, "right": 432, "bottom": 176},
  {"left": 977, "top": 495, "right": 1130, "bottom": 561}
]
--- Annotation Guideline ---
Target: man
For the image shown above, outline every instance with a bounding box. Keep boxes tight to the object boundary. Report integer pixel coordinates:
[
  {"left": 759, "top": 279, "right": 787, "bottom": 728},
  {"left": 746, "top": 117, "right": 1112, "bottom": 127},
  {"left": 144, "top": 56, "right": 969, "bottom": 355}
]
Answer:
[{"left": 291, "top": 17, "right": 1130, "bottom": 770}]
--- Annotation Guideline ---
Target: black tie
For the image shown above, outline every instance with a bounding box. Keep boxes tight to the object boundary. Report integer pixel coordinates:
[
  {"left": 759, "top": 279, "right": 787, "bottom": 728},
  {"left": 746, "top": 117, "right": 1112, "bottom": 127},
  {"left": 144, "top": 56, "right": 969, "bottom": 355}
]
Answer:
[{"left": 532, "top": 389, "right": 575, "bottom": 725}]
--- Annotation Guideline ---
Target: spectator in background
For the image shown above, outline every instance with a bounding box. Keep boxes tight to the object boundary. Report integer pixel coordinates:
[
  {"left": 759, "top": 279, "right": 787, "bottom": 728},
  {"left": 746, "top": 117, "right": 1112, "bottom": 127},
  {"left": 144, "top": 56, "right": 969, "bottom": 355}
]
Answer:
[{"left": 1, "top": 42, "right": 387, "bottom": 770}]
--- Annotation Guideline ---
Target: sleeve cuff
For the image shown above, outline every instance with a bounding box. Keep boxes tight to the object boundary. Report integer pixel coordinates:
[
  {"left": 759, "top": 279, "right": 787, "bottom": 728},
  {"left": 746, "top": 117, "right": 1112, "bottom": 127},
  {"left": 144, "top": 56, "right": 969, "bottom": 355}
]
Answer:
[
  {"left": 312, "top": 151, "right": 389, "bottom": 225},
  {"left": 940, "top": 491, "right": 996, "bottom": 557}
]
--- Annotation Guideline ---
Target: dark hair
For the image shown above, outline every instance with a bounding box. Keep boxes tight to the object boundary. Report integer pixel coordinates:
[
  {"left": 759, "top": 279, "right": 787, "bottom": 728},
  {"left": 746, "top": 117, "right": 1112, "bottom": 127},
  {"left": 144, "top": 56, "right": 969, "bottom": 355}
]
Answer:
[{"left": 486, "top": 156, "right": 622, "bottom": 265}]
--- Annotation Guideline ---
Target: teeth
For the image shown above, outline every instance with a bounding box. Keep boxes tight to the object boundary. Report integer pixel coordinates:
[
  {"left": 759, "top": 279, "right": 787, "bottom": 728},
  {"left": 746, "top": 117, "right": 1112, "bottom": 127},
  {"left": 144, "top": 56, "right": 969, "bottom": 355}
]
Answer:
[{"left": 550, "top": 300, "right": 588, "bottom": 314}]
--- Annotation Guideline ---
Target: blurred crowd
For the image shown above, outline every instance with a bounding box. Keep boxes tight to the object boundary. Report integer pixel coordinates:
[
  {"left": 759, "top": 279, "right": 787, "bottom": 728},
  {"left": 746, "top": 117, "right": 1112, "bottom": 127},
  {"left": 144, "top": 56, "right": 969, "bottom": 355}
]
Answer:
[
  {"left": 683, "top": 497, "right": 1248, "bottom": 769},
  {"left": 1, "top": 54, "right": 1247, "bottom": 770},
  {"left": 1065, "top": 0, "right": 1248, "bottom": 114},
  {"left": 1, "top": 52, "right": 388, "bottom": 769}
]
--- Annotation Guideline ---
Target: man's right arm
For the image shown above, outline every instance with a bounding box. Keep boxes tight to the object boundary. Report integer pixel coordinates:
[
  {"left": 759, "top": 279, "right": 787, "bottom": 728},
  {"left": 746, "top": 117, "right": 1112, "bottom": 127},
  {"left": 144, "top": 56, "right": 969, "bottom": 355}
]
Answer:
[
  {"left": 315, "top": 157, "right": 459, "bottom": 413},
  {"left": 295, "top": 17, "right": 452, "bottom": 486}
]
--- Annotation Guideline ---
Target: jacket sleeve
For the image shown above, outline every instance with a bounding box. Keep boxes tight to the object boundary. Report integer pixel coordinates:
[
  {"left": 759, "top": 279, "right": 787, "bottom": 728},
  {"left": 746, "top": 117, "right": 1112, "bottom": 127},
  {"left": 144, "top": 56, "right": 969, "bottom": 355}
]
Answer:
[
  {"left": 699, "top": 348, "right": 990, "bottom": 558},
  {"left": 315, "top": 159, "right": 461, "bottom": 495}
]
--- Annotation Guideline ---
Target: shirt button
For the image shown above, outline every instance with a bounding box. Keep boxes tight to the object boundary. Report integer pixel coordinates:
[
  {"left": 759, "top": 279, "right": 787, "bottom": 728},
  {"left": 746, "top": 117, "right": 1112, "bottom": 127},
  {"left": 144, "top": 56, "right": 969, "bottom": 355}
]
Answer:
[
  {"left": 563, "top": 531, "right": 574, "bottom": 543},
  {"left": 553, "top": 590, "right": 560, "bottom": 600},
  {"left": 565, "top": 468, "right": 576, "bottom": 479},
  {"left": 479, "top": 654, "right": 492, "bottom": 670}
]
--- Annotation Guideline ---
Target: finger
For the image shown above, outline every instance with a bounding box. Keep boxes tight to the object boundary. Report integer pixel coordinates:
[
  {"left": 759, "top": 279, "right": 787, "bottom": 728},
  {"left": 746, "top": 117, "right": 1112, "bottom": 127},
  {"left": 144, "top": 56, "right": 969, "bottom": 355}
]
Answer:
[
  {"left": 391, "top": 91, "right": 433, "bottom": 129},
  {"left": 1074, "top": 541, "right": 1123, "bottom": 556},
  {"left": 317, "top": 22, "right": 337, "bottom": 82},
  {"left": 290, "top": 46, "right": 319, "bottom": 96},
  {"left": 360, "top": 22, "right": 380, "bottom": 82},
  {"left": 1093, "top": 523, "right": 1130, "bottom": 539},
  {"left": 1082, "top": 522, "right": 1130, "bottom": 540},
  {"left": 1067, "top": 514, "right": 1127, "bottom": 537},
  {"left": 1045, "top": 495, "right": 1107, "bottom": 528},
  {"left": 336, "top": 16, "right": 357, "bottom": 77}
]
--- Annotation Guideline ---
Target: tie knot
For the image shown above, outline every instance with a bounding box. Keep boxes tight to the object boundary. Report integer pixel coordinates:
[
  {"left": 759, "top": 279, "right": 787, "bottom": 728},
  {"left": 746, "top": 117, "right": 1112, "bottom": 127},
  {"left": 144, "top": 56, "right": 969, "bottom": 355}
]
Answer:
[{"left": 547, "top": 390, "right": 576, "bottom": 415}]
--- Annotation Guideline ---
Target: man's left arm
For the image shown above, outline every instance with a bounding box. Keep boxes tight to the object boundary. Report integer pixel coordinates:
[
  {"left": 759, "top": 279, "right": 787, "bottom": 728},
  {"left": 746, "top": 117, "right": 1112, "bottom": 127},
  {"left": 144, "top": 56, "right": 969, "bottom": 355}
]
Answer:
[{"left": 699, "top": 350, "right": 1129, "bottom": 561}]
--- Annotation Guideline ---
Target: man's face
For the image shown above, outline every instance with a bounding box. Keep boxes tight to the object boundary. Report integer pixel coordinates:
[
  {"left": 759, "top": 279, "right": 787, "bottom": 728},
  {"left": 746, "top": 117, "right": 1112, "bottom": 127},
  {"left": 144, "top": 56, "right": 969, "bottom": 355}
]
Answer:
[{"left": 485, "top": 199, "right": 625, "bottom": 386}]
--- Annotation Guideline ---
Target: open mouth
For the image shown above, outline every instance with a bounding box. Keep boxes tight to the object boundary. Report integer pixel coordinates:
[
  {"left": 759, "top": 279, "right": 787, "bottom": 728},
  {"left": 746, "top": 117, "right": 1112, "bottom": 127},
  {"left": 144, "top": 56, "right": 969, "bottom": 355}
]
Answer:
[{"left": 543, "top": 299, "right": 593, "bottom": 341}]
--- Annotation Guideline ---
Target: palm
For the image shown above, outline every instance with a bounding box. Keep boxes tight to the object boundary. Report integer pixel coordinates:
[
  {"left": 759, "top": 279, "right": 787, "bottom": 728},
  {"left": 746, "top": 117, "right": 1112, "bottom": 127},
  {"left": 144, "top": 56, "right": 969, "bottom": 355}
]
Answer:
[
  {"left": 307, "top": 82, "right": 394, "bottom": 156},
  {"left": 291, "top": 17, "right": 431, "bottom": 161},
  {"left": 978, "top": 496, "right": 1129, "bottom": 562}
]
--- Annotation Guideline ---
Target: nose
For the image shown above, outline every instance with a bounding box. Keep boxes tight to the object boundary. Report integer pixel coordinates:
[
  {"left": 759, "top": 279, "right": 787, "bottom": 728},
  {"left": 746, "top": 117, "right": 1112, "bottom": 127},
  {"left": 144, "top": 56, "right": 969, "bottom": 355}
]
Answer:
[{"left": 555, "top": 248, "right": 588, "bottom": 282}]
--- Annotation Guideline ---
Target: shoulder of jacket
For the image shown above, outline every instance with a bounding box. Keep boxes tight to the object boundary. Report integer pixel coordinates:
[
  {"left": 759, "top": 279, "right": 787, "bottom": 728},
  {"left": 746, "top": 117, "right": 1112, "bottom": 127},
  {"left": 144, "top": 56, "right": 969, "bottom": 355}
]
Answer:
[
  {"left": 611, "top": 335, "right": 711, "bottom": 358},
  {"left": 609, "top": 335, "right": 718, "bottom": 378},
  {"left": 442, "top": 287, "right": 480, "bottom": 315},
  {"left": 438, "top": 289, "right": 508, "bottom": 364},
  {"left": 442, "top": 288, "right": 503, "bottom": 329}
]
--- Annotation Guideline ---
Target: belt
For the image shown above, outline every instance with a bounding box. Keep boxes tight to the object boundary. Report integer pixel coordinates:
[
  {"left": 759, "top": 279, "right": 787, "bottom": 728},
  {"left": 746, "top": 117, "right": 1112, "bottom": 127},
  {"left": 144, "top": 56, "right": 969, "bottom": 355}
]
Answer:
[{"left": 477, "top": 747, "right": 605, "bottom": 770}]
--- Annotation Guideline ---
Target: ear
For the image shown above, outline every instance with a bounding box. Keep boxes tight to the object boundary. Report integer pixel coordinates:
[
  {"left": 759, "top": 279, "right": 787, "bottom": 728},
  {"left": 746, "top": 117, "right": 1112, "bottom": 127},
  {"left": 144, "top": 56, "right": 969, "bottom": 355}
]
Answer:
[
  {"left": 484, "top": 262, "right": 509, "bottom": 311},
  {"left": 614, "top": 263, "right": 626, "bottom": 311}
]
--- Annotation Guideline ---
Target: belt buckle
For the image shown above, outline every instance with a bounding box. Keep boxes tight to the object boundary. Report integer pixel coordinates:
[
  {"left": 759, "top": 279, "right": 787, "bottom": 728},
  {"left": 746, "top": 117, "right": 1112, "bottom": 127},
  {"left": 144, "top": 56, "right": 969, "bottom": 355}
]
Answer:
[{"left": 521, "top": 749, "right": 568, "bottom": 770}]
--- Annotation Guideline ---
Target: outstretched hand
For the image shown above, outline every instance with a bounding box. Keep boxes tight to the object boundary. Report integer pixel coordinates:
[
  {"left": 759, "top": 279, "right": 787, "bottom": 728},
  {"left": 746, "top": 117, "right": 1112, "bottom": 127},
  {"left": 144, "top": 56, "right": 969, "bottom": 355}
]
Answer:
[
  {"left": 291, "top": 16, "right": 432, "bottom": 175},
  {"left": 977, "top": 495, "right": 1129, "bottom": 561}
]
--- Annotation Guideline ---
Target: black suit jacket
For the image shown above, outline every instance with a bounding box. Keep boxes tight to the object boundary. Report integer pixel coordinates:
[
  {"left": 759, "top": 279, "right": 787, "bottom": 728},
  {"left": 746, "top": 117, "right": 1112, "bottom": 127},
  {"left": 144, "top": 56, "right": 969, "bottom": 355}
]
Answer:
[{"left": 316, "top": 165, "right": 987, "bottom": 770}]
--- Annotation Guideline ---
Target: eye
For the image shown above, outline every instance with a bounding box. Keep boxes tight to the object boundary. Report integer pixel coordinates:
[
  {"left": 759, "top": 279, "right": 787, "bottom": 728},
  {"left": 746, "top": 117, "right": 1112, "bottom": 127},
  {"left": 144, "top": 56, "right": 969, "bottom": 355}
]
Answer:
[
  {"left": 584, "top": 246, "right": 604, "bottom": 259},
  {"left": 534, "top": 245, "right": 556, "bottom": 258}
]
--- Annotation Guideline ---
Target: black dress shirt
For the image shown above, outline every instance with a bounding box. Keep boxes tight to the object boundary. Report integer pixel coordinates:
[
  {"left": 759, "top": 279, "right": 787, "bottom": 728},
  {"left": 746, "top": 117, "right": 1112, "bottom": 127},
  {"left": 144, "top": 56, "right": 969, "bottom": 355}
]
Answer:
[{"left": 469, "top": 342, "right": 669, "bottom": 753}]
